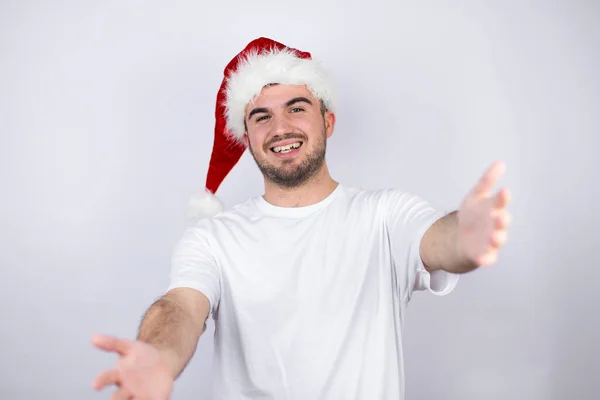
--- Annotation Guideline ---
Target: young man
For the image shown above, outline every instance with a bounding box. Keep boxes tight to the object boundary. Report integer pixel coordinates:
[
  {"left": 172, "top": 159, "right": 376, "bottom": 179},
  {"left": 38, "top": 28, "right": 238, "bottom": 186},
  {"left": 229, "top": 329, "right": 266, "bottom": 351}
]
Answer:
[{"left": 91, "top": 37, "right": 511, "bottom": 399}]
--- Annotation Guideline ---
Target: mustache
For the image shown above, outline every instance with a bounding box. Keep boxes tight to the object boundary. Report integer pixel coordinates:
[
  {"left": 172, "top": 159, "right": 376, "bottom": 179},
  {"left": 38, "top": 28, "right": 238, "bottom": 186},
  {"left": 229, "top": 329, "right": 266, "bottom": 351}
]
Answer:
[{"left": 264, "top": 133, "right": 308, "bottom": 150}]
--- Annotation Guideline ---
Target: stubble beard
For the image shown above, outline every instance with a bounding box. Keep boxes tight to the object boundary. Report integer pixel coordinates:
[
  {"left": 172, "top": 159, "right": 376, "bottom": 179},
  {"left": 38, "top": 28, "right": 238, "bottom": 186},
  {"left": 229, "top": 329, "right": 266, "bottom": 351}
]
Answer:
[{"left": 248, "top": 126, "right": 327, "bottom": 189}]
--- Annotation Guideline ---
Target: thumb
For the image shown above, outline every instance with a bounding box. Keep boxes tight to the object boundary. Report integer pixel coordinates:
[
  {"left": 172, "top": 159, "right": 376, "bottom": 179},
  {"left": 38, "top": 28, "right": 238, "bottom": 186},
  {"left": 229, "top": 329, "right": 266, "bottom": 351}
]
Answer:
[
  {"left": 494, "top": 187, "right": 511, "bottom": 209},
  {"left": 91, "top": 334, "right": 133, "bottom": 356},
  {"left": 471, "top": 161, "right": 506, "bottom": 197}
]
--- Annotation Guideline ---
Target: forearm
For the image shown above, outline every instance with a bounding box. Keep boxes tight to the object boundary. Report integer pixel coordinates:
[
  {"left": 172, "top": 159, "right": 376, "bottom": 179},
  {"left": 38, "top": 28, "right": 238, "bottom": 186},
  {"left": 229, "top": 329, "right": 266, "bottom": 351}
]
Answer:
[
  {"left": 137, "top": 290, "right": 209, "bottom": 379},
  {"left": 420, "top": 211, "right": 478, "bottom": 274}
]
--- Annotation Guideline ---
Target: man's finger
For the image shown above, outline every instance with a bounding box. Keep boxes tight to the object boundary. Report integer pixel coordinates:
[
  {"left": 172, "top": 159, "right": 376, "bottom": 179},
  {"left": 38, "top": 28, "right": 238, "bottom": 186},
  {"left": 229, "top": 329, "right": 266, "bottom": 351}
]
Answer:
[
  {"left": 91, "top": 334, "right": 132, "bottom": 356},
  {"left": 494, "top": 188, "right": 511, "bottom": 209},
  {"left": 490, "top": 230, "right": 508, "bottom": 248},
  {"left": 495, "top": 211, "right": 512, "bottom": 229},
  {"left": 92, "top": 368, "right": 120, "bottom": 391},
  {"left": 477, "top": 251, "right": 498, "bottom": 266},
  {"left": 472, "top": 161, "right": 506, "bottom": 196},
  {"left": 110, "top": 387, "right": 134, "bottom": 400}
]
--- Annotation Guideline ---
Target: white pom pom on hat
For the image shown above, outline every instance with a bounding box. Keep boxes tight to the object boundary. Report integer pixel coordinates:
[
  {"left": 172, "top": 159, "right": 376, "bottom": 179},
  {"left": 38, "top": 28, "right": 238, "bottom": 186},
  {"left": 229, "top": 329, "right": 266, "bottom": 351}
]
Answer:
[{"left": 187, "top": 189, "right": 225, "bottom": 220}]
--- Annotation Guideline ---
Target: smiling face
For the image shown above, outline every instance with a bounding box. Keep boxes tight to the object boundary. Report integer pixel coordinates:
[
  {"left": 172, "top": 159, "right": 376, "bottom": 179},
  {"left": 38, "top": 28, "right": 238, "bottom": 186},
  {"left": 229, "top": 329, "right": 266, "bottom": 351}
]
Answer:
[{"left": 243, "top": 84, "right": 335, "bottom": 188}]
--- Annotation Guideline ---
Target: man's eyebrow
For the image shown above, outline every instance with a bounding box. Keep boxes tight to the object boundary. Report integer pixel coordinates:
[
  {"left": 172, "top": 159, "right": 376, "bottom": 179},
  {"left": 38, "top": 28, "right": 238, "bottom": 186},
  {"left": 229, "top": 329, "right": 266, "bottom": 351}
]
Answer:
[
  {"left": 285, "top": 97, "right": 313, "bottom": 107},
  {"left": 247, "top": 97, "right": 314, "bottom": 120},
  {"left": 248, "top": 107, "right": 269, "bottom": 120}
]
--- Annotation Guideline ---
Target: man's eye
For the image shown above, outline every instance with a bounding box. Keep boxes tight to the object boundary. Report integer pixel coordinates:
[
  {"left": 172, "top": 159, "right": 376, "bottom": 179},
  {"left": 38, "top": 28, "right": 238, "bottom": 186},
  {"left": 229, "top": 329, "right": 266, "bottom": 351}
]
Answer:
[
  {"left": 290, "top": 107, "right": 304, "bottom": 113},
  {"left": 256, "top": 115, "right": 270, "bottom": 122}
]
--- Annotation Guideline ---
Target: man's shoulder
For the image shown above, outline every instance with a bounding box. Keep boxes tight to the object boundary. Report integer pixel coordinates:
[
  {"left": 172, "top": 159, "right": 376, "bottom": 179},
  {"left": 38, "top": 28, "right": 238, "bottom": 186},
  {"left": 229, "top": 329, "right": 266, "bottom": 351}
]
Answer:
[
  {"left": 203, "top": 196, "right": 260, "bottom": 226},
  {"left": 336, "top": 185, "right": 439, "bottom": 223},
  {"left": 338, "top": 184, "right": 416, "bottom": 205},
  {"left": 180, "top": 197, "right": 258, "bottom": 248},
  {"left": 191, "top": 186, "right": 424, "bottom": 226},
  {"left": 222, "top": 196, "right": 260, "bottom": 217}
]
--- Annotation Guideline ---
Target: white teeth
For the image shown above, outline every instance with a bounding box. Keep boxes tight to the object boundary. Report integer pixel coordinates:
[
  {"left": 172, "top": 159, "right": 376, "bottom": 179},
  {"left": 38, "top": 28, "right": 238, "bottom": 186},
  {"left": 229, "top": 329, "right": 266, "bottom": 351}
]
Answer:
[{"left": 273, "top": 142, "right": 301, "bottom": 153}]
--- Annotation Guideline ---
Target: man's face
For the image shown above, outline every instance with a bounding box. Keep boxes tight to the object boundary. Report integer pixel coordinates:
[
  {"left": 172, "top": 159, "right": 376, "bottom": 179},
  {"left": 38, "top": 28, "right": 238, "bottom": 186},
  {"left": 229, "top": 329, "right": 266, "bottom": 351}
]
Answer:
[{"left": 243, "top": 84, "right": 335, "bottom": 188}]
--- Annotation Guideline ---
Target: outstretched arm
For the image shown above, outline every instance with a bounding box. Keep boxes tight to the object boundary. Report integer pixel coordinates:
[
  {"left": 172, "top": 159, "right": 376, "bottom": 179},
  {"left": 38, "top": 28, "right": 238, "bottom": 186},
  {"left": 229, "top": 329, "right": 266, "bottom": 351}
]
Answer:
[
  {"left": 421, "top": 161, "right": 512, "bottom": 274},
  {"left": 91, "top": 287, "right": 211, "bottom": 399},
  {"left": 136, "top": 287, "right": 211, "bottom": 378}
]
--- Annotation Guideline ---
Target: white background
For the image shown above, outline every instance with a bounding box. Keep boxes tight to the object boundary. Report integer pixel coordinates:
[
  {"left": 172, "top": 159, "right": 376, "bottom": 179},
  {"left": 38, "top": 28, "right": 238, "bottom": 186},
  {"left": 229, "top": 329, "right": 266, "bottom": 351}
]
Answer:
[{"left": 1, "top": 1, "right": 599, "bottom": 399}]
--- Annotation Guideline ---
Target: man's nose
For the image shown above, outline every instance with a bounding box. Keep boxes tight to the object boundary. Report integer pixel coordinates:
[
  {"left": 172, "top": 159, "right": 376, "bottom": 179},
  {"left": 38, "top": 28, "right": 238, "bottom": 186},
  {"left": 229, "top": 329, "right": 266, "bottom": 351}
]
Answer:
[{"left": 271, "top": 114, "right": 292, "bottom": 136}]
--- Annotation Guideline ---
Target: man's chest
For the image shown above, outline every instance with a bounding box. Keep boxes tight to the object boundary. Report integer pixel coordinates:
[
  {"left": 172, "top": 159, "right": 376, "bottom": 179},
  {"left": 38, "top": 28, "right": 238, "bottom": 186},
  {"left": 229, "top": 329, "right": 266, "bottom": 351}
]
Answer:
[{"left": 211, "top": 216, "right": 395, "bottom": 324}]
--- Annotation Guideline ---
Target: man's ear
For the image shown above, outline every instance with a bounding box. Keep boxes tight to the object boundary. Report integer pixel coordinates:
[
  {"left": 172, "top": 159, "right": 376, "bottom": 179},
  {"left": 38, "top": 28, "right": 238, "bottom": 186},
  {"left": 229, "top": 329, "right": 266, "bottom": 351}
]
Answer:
[
  {"left": 324, "top": 111, "right": 336, "bottom": 139},
  {"left": 243, "top": 132, "right": 249, "bottom": 147}
]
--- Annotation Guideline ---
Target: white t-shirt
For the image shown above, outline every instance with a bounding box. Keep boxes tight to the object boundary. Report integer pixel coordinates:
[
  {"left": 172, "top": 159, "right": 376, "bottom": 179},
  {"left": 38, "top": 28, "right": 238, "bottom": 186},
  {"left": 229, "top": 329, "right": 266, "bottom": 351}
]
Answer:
[{"left": 167, "top": 184, "right": 459, "bottom": 399}]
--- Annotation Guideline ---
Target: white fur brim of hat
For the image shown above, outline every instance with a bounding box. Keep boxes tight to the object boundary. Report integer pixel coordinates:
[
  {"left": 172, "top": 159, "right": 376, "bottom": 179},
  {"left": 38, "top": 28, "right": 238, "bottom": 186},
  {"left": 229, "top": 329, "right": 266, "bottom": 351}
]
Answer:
[{"left": 224, "top": 47, "right": 335, "bottom": 142}]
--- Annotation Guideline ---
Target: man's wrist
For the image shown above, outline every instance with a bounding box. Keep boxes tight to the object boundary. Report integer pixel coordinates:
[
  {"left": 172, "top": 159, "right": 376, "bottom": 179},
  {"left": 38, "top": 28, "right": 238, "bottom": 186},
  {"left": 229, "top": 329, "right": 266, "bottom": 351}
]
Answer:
[
  {"left": 156, "top": 347, "right": 181, "bottom": 379},
  {"left": 138, "top": 339, "right": 180, "bottom": 379},
  {"left": 455, "top": 219, "right": 479, "bottom": 272}
]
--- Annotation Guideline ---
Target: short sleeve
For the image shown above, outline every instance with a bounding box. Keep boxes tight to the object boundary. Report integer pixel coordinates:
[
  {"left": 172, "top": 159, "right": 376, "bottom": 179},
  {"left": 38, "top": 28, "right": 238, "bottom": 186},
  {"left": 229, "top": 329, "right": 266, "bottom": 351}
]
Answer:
[
  {"left": 166, "top": 226, "right": 221, "bottom": 315},
  {"left": 383, "top": 190, "right": 459, "bottom": 304}
]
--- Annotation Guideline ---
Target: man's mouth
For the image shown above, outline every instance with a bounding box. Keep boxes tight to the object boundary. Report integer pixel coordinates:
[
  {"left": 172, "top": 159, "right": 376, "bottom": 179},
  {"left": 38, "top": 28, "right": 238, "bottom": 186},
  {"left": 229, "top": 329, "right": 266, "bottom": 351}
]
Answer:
[{"left": 271, "top": 141, "right": 303, "bottom": 154}]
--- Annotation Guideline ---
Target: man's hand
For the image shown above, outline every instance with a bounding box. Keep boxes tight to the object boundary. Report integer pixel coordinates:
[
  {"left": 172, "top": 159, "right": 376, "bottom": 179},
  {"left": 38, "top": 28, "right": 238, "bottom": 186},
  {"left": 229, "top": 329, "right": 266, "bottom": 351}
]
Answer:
[
  {"left": 91, "top": 334, "right": 174, "bottom": 400},
  {"left": 457, "top": 161, "right": 512, "bottom": 266}
]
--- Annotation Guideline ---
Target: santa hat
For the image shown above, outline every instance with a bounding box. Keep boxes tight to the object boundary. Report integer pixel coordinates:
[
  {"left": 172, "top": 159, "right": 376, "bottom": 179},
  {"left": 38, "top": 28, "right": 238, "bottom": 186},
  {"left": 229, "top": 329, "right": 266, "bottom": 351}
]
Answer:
[{"left": 187, "top": 37, "right": 335, "bottom": 220}]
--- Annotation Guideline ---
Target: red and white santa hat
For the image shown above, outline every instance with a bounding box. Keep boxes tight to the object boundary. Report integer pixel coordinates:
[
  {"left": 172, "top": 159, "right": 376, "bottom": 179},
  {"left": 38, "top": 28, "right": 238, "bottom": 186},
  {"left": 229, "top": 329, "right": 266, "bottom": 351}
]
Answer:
[{"left": 187, "top": 37, "right": 335, "bottom": 220}]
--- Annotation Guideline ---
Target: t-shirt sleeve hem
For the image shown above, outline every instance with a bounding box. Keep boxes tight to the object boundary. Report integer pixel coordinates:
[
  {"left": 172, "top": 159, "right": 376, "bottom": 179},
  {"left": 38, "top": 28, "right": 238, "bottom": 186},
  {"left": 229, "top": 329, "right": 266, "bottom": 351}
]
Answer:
[
  {"left": 416, "top": 268, "right": 460, "bottom": 296},
  {"left": 165, "top": 282, "right": 218, "bottom": 314},
  {"left": 404, "top": 209, "right": 460, "bottom": 303}
]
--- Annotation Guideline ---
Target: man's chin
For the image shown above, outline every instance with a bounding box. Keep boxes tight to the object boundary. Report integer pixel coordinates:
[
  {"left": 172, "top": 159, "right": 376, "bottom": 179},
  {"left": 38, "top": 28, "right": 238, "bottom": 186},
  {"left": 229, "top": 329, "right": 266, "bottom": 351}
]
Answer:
[
  {"left": 253, "top": 146, "right": 326, "bottom": 187},
  {"left": 269, "top": 166, "right": 303, "bottom": 179},
  {"left": 259, "top": 165, "right": 311, "bottom": 187}
]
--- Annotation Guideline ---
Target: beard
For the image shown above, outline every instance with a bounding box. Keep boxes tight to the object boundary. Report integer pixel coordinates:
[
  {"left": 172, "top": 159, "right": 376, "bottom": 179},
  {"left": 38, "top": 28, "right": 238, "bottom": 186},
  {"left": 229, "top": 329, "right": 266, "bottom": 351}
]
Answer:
[{"left": 248, "top": 126, "right": 327, "bottom": 189}]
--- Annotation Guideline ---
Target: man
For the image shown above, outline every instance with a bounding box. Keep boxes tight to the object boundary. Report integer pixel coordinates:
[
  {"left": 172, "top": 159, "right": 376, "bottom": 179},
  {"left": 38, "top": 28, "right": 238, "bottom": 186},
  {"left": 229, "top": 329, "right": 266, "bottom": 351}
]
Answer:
[{"left": 91, "top": 37, "right": 511, "bottom": 399}]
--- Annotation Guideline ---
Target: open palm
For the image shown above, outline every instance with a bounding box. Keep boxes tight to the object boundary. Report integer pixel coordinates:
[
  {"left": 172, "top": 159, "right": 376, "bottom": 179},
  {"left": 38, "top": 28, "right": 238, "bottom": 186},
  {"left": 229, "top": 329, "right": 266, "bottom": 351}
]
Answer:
[
  {"left": 92, "top": 334, "right": 174, "bottom": 400},
  {"left": 458, "top": 161, "right": 512, "bottom": 266}
]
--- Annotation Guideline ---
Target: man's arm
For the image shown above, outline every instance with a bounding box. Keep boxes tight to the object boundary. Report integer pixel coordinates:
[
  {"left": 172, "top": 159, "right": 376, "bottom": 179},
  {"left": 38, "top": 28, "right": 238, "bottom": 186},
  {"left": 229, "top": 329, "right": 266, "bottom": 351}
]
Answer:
[
  {"left": 420, "top": 161, "right": 512, "bottom": 274},
  {"left": 137, "top": 287, "right": 211, "bottom": 379},
  {"left": 420, "top": 211, "right": 479, "bottom": 274}
]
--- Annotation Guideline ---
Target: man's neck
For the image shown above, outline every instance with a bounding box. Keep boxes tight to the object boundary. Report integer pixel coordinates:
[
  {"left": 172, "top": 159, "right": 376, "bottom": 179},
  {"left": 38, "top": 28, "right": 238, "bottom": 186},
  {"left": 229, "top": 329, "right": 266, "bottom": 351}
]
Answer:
[{"left": 262, "top": 170, "right": 339, "bottom": 208}]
